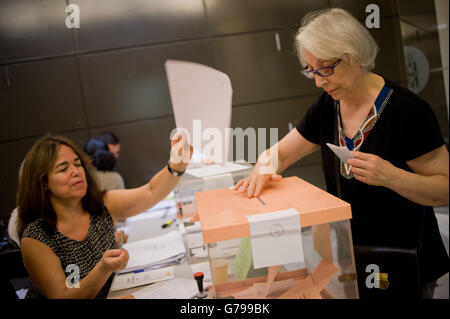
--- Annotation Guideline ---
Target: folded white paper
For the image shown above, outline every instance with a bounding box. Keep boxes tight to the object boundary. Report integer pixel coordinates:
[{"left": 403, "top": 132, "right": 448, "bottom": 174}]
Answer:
[
  {"left": 326, "top": 143, "right": 353, "bottom": 163},
  {"left": 247, "top": 208, "right": 304, "bottom": 269}
]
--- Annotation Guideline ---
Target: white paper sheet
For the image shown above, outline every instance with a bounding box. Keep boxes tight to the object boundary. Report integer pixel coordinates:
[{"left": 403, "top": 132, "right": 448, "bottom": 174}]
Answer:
[
  {"left": 247, "top": 208, "right": 304, "bottom": 269},
  {"left": 186, "top": 162, "right": 248, "bottom": 178},
  {"left": 126, "top": 207, "right": 178, "bottom": 243},
  {"left": 165, "top": 60, "right": 233, "bottom": 164},
  {"left": 326, "top": 143, "right": 353, "bottom": 163},
  {"left": 132, "top": 277, "right": 198, "bottom": 299},
  {"left": 119, "top": 230, "right": 186, "bottom": 274}
]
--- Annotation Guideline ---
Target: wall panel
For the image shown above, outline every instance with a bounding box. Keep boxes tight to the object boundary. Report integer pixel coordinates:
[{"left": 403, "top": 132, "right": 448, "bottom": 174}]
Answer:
[
  {"left": 0, "top": 57, "right": 87, "bottom": 141},
  {"left": 0, "top": 0, "right": 74, "bottom": 64},
  {"left": 205, "top": 0, "right": 327, "bottom": 35},
  {"left": 78, "top": 40, "right": 213, "bottom": 126},
  {"left": 73, "top": 0, "right": 208, "bottom": 52}
]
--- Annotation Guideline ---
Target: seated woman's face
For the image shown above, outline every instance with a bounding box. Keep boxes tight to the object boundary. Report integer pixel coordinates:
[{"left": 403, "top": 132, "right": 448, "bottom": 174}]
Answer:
[{"left": 46, "top": 145, "right": 87, "bottom": 202}]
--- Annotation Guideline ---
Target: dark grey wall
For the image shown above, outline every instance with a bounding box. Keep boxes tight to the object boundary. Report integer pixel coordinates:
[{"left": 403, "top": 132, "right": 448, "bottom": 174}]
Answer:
[{"left": 0, "top": 0, "right": 447, "bottom": 219}]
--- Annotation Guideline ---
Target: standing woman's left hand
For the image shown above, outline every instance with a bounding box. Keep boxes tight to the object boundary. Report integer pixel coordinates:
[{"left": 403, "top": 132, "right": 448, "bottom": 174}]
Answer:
[{"left": 347, "top": 151, "right": 398, "bottom": 187}]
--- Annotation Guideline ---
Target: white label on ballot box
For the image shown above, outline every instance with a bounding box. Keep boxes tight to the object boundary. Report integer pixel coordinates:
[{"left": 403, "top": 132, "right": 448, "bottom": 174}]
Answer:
[{"left": 247, "top": 208, "right": 304, "bottom": 269}]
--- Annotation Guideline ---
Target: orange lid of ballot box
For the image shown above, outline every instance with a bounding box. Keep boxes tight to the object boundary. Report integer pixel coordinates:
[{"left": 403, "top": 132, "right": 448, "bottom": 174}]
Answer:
[{"left": 195, "top": 176, "right": 352, "bottom": 244}]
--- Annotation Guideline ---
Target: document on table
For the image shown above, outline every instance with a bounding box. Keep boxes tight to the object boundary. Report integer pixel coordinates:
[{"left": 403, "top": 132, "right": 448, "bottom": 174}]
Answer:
[
  {"left": 117, "top": 230, "right": 186, "bottom": 274},
  {"left": 326, "top": 143, "right": 353, "bottom": 163},
  {"left": 132, "top": 277, "right": 198, "bottom": 299},
  {"left": 246, "top": 208, "right": 304, "bottom": 269},
  {"left": 186, "top": 162, "right": 249, "bottom": 178}
]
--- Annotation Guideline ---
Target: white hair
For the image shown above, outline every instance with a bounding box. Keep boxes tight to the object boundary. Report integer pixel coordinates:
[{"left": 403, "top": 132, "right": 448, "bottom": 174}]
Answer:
[{"left": 295, "top": 8, "right": 379, "bottom": 71}]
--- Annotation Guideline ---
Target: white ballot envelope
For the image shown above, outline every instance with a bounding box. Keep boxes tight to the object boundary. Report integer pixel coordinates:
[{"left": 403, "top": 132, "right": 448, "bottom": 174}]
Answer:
[
  {"left": 247, "top": 208, "right": 304, "bottom": 269},
  {"left": 326, "top": 143, "right": 353, "bottom": 163}
]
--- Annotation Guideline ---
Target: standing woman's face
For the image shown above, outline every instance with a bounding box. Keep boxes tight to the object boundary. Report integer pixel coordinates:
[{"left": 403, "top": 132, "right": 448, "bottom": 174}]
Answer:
[
  {"left": 302, "top": 49, "right": 362, "bottom": 101},
  {"left": 46, "top": 145, "right": 87, "bottom": 202}
]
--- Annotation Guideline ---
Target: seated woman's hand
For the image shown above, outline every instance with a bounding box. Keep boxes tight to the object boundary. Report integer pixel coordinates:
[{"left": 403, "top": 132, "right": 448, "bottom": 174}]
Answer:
[
  {"left": 99, "top": 249, "right": 129, "bottom": 274},
  {"left": 170, "top": 131, "right": 194, "bottom": 171},
  {"left": 114, "top": 230, "right": 128, "bottom": 246}
]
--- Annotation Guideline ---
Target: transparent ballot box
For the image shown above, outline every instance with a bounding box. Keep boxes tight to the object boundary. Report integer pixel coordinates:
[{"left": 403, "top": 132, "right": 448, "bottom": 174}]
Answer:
[
  {"left": 174, "top": 162, "right": 253, "bottom": 219},
  {"left": 194, "top": 176, "right": 359, "bottom": 299}
]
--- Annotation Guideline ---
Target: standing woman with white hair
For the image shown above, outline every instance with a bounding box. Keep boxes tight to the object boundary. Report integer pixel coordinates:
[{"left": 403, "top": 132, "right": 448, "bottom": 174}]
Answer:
[{"left": 235, "top": 8, "right": 449, "bottom": 298}]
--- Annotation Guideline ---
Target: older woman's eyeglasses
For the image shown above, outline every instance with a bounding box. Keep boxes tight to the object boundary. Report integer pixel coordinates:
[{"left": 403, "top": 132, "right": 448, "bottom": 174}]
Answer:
[{"left": 301, "top": 58, "right": 342, "bottom": 79}]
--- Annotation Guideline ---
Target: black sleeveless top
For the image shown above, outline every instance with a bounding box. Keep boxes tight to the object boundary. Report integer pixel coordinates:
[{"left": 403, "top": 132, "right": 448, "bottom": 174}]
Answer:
[
  {"left": 296, "top": 77, "right": 448, "bottom": 283},
  {"left": 21, "top": 207, "right": 117, "bottom": 299}
]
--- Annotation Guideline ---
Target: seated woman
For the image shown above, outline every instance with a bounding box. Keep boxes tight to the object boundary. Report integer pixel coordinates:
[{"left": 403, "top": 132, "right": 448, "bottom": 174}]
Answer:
[
  {"left": 84, "top": 138, "right": 125, "bottom": 191},
  {"left": 17, "top": 134, "right": 191, "bottom": 298}
]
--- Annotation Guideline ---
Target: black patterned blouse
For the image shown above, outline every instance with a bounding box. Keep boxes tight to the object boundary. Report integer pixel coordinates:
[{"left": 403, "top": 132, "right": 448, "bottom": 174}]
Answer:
[{"left": 21, "top": 207, "right": 117, "bottom": 299}]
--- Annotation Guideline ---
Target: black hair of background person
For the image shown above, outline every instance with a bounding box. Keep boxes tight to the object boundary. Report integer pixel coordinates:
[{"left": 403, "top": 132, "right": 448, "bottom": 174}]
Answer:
[
  {"left": 97, "top": 132, "right": 120, "bottom": 145},
  {"left": 83, "top": 138, "right": 116, "bottom": 171}
]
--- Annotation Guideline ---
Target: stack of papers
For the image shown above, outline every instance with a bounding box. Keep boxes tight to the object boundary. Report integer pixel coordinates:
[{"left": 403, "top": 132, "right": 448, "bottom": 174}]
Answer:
[
  {"left": 118, "top": 230, "right": 186, "bottom": 274},
  {"left": 133, "top": 277, "right": 199, "bottom": 299}
]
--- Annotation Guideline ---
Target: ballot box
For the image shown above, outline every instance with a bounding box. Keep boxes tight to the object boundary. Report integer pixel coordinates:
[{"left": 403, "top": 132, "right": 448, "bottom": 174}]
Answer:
[
  {"left": 174, "top": 162, "right": 253, "bottom": 268},
  {"left": 194, "top": 176, "right": 359, "bottom": 299},
  {"left": 174, "top": 162, "right": 254, "bottom": 219}
]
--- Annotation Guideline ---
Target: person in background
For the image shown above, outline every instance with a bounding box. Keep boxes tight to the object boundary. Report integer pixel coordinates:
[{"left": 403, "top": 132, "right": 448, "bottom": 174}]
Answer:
[
  {"left": 84, "top": 137, "right": 127, "bottom": 244},
  {"left": 17, "top": 133, "right": 192, "bottom": 299},
  {"left": 97, "top": 132, "right": 121, "bottom": 159},
  {"left": 235, "top": 8, "right": 449, "bottom": 298},
  {"left": 83, "top": 138, "right": 125, "bottom": 191}
]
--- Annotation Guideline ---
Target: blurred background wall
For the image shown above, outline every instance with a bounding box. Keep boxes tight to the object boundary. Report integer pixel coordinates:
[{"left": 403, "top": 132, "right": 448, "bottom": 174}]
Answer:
[{"left": 0, "top": 0, "right": 448, "bottom": 221}]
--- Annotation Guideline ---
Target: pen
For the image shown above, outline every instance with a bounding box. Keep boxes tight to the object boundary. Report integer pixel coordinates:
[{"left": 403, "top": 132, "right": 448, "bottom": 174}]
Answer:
[
  {"left": 119, "top": 231, "right": 123, "bottom": 251},
  {"left": 161, "top": 218, "right": 176, "bottom": 228},
  {"left": 133, "top": 269, "right": 144, "bottom": 274}
]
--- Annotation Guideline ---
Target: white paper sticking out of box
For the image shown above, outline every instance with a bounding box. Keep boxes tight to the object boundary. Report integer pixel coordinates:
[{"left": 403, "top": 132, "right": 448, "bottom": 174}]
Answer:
[
  {"left": 186, "top": 162, "right": 248, "bottom": 178},
  {"left": 247, "top": 208, "right": 304, "bottom": 269}
]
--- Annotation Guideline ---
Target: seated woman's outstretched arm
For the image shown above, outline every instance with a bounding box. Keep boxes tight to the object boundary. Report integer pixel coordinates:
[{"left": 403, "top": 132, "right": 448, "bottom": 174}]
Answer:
[{"left": 104, "top": 133, "right": 193, "bottom": 223}]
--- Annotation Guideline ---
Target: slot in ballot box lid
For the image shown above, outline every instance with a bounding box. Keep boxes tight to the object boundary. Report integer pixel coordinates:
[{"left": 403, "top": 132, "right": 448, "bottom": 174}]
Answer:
[{"left": 195, "top": 176, "right": 352, "bottom": 243}]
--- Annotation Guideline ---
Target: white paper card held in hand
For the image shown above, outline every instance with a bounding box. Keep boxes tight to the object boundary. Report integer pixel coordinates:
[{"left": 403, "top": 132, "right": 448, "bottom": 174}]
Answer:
[
  {"left": 165, "top": 60, "right": 233, "bottom": 164},
  {"left": 326, "top": 143, "right": 353, "bottom": 163},
  {"left": 247, "top": 208, "right": 304, "bottom": 269}
]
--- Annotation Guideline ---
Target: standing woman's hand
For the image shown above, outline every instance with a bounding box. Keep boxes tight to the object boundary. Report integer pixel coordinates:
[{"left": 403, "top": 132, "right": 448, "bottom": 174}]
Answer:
[
  {"left": 234, "top": 151, "right": 282, "bottom": 198},
  {"left": 347, "top": 151, "right": 397, "bottom": 187}
]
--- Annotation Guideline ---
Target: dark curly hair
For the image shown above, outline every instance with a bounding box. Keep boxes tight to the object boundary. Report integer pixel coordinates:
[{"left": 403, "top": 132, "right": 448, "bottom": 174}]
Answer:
[{"left": 17, "top": 135, "right": 105, "bottom": 237}]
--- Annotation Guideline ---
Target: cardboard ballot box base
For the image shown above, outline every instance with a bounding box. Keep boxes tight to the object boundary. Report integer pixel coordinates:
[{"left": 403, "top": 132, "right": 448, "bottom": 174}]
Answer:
[{"left": 208, "top": 268, "right": 333, "bottom": 299}]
